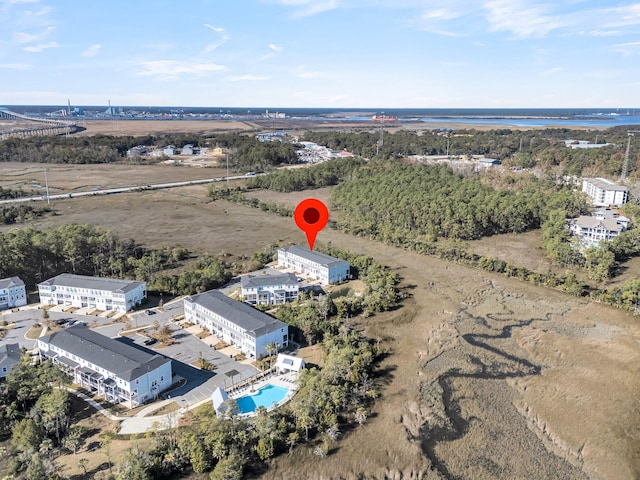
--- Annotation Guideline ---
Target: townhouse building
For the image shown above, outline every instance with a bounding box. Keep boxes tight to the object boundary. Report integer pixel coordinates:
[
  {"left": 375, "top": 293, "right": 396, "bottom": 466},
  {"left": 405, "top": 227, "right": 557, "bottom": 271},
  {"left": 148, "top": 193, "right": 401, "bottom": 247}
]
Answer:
[
  {"left": 38, "top": 274, "right": 146, "bottom": 313},
  {"left": 183, "top": 290, "right": 288, "bottom": 359},
  {"left": 38, "top": 325, "right": 172, "bottom": 408},
  {"left": 0, "top": 277, "right": 27, "bottom": 311},
  {"left": 277, "top": 246, "right": 350, "bottom": 285},
  {"left": 241, "top": 273, "right": 299, "bottom": 305}
]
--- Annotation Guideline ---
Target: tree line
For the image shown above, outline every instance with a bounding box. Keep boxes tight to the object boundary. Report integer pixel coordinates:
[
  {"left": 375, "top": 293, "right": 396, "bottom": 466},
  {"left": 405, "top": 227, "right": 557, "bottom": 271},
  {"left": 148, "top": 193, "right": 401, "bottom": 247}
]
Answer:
[
  {"left": 0, "top": 132, "right": 299, "bottom": 171},
  {"left": 300, "top": 127, "right": 639, "bottom": 178},
  {"left": 0, "top": 224, "right": 236, "bottom": 296},
  {"left": 330, "top": 163, "right": 587, "bottom": 242},
  {"left": 245, "top": 157, "right": 364, "bottom": 192}
]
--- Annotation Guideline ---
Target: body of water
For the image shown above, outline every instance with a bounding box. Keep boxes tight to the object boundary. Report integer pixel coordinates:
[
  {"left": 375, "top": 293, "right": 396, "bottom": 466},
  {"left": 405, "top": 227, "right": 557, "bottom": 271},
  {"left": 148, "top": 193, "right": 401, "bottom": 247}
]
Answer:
[{"left": 4, "top": 105, "right": 640, "bottom": 128}]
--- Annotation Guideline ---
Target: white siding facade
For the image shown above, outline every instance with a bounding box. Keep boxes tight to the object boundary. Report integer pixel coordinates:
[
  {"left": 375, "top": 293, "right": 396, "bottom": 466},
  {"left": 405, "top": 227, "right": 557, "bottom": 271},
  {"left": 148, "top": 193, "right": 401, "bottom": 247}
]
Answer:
[
  {"left": 0, "top": 277, "right": 27, "bottom": 311},
  {"left": 37, "top": 326, "right": 172, "bottom": 408},
  {"left": 184, "top": 290, "right": 289, "bottom": 359},
  {"left": 241, "top": 273, "right": 299, "bottom": 305},
  {"left": 38, "top": 274, "right": 146, "bottom": 313},
  {"left": 277, "top": 246, "right": 350, "bottom": 285},
  {"left": 582, "top": 178, "right": 629, "bottom": 207}
]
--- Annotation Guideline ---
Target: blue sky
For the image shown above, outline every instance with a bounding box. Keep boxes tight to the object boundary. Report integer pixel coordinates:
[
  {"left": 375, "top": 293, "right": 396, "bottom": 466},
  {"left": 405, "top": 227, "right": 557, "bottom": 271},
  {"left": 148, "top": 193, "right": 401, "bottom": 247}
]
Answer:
[{"left": 1, "top": 0, "right": 640, "bottom": 108}]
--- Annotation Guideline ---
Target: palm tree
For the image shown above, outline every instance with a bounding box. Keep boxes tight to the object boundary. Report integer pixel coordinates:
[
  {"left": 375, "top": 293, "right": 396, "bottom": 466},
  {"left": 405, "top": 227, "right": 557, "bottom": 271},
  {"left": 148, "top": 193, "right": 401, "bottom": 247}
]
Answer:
[{"left": 265, "top": 343, "right": 275, "bottom": 368}]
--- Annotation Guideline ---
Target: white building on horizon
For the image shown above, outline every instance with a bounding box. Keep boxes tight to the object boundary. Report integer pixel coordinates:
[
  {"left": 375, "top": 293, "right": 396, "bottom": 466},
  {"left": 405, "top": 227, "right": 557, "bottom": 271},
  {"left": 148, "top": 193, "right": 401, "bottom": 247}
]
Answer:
[
  {"left": 37, "top": 274, "right": 146, "bottom": 313},
  {"left": 38, "top": 325, "right": 172, "bottom": 408},
  {"left": 277, "top": 246, "right": 350, "bottom": 285},
  {"left": 241, "top": 272, "right": 299, "bottom": 305},
  {"left": 0, "top": 277, "right": 27, "bottom": 311},
  {"left": 183, "top": 290, "right": 289, "bottom": 359},
  {"left": 582, "top": 178, "right": 629, "bottom": 207}
]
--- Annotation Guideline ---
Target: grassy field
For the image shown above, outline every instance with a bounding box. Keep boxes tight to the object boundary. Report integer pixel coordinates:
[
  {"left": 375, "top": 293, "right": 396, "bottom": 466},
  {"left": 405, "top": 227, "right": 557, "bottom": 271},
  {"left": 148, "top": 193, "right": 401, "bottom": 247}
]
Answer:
[{"left": 1, "top": 150, "right": 638, "bottom": 478}]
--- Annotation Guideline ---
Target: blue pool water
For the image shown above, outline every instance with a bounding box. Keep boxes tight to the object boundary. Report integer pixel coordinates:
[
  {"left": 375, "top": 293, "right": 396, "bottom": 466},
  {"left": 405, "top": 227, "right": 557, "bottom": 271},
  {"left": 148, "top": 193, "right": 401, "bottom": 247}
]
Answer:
[{"left": 236, "top": 384, "right": 289, "bottom": 413}]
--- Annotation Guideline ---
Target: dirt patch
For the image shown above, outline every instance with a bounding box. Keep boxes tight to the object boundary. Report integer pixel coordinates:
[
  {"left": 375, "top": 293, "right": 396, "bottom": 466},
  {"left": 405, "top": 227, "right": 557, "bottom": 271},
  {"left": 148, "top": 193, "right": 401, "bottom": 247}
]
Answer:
[{"left": 53, "top": 394, "right": 153, "bottom": 479}]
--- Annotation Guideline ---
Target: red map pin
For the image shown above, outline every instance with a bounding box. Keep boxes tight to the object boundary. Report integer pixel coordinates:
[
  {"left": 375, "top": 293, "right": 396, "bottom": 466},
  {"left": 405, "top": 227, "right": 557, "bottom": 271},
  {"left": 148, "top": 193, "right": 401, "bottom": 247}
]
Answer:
[{"left": 294, "top": 198, "right": 329, "bottom": 251}]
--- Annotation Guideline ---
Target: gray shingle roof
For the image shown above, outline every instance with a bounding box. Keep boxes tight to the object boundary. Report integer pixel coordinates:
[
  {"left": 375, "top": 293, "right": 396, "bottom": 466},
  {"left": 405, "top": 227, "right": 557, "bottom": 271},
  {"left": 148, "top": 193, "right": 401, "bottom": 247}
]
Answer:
[
  {"left": 574, "top": 216, "right": 624, "bottom": 232},
  {"left": 39, "top": 325, "right": 170, "bottom": 382},
  {"left": 279, "top": 245, "right": 349, "bottom": 268},
  {"left": 241, "top": 272, "right": 298, "bottom": 289},
  {"left": 0, "top": 277, "right": 25, "bottom": 290},
  {"left": 185, "top": 290, "right": 287, "bottom": 338},
  {"left": 38, "top": 273, "right": 145, "bottom": 294},
  {"left": 0, "top": 343, "right": 21, "bottom": 368}
]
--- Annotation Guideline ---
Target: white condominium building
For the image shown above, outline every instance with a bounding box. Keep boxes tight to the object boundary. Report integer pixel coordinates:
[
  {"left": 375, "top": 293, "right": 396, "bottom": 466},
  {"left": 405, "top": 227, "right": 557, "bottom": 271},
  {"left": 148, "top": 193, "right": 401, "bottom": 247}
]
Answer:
[
  {"left": 38, "top": 273, "right": 146, "bottom": 313},
  {"left": 38, "top": 325, "right": 172, "bottom": 408},
  {"left": 582, "top": 178, "right": 629, "bottom": 207},
  {"left": 277, "top": 246, "right": 350, "bottom": 285},
  {"left": 241, "top": 272, "right": 299, "bottom": 305},
  {"left": 183, "top": 290, "right": 289, "bottom": 359},
  {"left": 0, "top": 277, "right": 27, "bottom": 311}
]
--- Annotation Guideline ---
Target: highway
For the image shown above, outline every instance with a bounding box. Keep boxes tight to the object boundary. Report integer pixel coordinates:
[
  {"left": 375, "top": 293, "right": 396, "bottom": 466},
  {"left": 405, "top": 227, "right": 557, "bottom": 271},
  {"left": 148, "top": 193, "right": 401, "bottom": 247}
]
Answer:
[{"left": 0, "top": 174, "right": 255, "bottom": 205}]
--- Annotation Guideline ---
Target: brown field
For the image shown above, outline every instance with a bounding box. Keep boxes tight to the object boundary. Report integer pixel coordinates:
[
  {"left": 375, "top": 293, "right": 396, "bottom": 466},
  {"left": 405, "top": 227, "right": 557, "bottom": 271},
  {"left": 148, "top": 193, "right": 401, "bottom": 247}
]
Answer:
[
  {"left": 1, "top": 154, "right": 638, "bottom": 478},
  {"left": 53, "top": 117, "right": 604, "bottom": 139}
]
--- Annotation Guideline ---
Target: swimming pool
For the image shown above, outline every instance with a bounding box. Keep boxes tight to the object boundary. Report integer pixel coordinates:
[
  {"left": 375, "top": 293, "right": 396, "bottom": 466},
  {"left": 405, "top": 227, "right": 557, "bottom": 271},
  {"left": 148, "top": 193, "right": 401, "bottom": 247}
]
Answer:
[{"left": 236, "top": 384, "right": 290, "bottom": 414}]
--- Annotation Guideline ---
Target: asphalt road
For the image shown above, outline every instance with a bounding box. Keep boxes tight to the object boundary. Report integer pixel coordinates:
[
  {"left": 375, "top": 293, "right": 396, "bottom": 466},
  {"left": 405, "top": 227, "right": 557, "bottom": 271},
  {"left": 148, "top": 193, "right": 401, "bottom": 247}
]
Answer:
[{"left": 0, "top": 173, "right": 261, "bottom": 205}]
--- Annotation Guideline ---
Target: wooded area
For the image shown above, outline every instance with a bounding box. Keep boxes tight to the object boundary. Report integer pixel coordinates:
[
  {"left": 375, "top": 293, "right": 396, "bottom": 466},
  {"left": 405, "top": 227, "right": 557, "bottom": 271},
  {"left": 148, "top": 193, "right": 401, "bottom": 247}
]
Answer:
[
  {"left": 302, "top": 127, "right": 639, "bottom": 177},
  {"left": 330, "top": 163, "right": 587, "bottom": 242},
  {"left": 0, "top": 133, "right": 298, "bottom": 172}
]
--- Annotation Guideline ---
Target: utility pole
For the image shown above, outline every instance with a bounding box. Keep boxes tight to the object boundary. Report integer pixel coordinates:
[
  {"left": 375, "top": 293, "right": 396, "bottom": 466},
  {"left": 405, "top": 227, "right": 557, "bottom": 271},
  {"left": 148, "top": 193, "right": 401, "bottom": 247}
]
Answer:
[
  {"left": 621, "top": 131, "right": 640, "bottom": 182},
  {"left": 44, "top": 168, "right": 50, "bottom": 205}
]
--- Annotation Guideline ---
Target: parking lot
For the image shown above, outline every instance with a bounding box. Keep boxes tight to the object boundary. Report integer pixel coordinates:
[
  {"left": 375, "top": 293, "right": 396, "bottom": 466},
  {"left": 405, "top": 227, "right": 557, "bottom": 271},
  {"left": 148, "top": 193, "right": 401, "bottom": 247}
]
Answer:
[{"left": 0, "top": 298, "right": 259, "bottom": 409}]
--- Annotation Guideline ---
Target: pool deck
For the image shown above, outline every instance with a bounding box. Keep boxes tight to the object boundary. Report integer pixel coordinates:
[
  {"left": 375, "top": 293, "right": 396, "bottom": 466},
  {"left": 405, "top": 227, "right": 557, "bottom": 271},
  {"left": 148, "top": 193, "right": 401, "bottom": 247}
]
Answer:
[{"left": 230, "top": 372, "right": 299, "bottom": 418}]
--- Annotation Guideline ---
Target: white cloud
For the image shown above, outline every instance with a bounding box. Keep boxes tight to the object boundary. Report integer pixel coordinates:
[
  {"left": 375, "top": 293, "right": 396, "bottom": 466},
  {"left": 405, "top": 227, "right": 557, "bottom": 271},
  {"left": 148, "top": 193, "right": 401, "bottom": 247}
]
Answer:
[
  {"left": 276, "top": 0, "right": 339, "bottom": 17},
  {"left": 137, "top": 60, "right": 226, "bottom": 77},
  {"left": 203, "top": 24, "right": 229, "bottom": 53},
  {"left": 225, "top": 74, "right": 270, "bottom": 81},
  {"left": 538, "top": 66, "right": 563, "bottom": 77},
  {"left": 612, "top": 41, "right": 640, "bottom": 57},
  {"left": 0, "top": 63, "right": 31, "bottom": 69},
  {"left": 586, "top": 29, "right": 623, "bottom": 37},
  {"left": 22, "top": 40, "right": 58, "bottom": 52},
  {"left": 484, "top": 0, "right": 565, "bottom": 38},
  {"left": 81, "top": 43, "right": 101, "bottom": 57},
  {"left": 203, "top": 23, "right": 224, "bottom": 32},
  {"left": 1, "top": 0, "right": 40, "bottom": 4},
  {"left": 260, "top": 43, "right": 284, "bottom": 60},
  {"left": 293, "top": 65, "right": 329, "bottom": 78}
]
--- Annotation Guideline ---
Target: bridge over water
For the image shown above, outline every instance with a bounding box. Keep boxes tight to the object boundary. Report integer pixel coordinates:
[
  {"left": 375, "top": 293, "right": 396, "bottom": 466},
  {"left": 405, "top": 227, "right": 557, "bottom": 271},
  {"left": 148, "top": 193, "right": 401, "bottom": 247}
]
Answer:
[{"left": 0, "top": 107, "right": 77, "bottom": 140}]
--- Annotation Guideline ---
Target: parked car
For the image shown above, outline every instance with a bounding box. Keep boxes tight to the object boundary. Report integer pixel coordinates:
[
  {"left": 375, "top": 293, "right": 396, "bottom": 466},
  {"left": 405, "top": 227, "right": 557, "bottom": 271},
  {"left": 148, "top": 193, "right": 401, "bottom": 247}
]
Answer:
[
  {"left": 146, "top": 309, "right": 156, "bottom": 315},
  {"left": 143, "top": 338, "right": 157, "bottom": 346}
]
